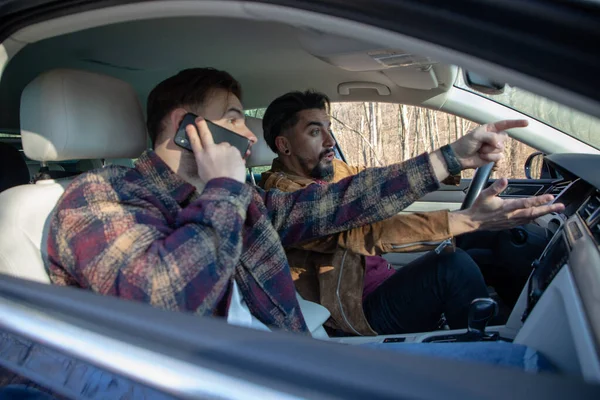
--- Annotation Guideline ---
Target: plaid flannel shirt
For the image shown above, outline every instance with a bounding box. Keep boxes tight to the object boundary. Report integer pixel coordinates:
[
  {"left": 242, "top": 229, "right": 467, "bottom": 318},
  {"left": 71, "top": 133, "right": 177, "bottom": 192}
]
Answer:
[{"left": 47, "top": 150, "right": 439, "bottom": 333}]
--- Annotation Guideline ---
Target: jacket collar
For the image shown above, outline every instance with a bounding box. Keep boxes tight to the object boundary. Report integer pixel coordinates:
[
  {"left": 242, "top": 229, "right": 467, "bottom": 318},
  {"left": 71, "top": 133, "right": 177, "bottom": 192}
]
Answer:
[
  {"left": 269, "top": 157, "right": 296, "bottom": 176},
  {"left": 135, "top": 150, "right": 197, "bottom": 204},
  {"left": 263, "top": 158, "right": 319, "bottom": 187}
]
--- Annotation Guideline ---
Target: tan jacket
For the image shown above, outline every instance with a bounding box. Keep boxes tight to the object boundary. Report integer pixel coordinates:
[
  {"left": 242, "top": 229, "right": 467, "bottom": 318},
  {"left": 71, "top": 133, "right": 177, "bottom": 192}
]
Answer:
[{"left": 260, "top": 158, "right": 456, "bottom": 335}]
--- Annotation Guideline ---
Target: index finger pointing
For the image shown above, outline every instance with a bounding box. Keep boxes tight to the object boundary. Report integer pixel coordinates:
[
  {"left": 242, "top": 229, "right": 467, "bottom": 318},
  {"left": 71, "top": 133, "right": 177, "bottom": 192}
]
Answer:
[
  {"left": 488, "top": 119, "right": 529, "bottom": 132},
  {"left": 195, "top": 118, "right": 215, "bottom": 147}
]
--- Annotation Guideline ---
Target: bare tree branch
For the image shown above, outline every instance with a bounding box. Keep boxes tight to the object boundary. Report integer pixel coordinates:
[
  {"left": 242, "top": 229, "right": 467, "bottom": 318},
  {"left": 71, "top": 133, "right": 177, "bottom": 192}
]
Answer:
[{"left": 331, "top": 114, "right": 383, "bottom": 166}]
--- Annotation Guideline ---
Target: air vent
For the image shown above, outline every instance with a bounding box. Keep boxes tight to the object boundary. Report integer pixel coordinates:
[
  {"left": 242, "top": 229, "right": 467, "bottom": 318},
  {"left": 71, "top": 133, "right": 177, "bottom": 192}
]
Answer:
[
  {"left": 548, "top": 180, "right": 572, "bottom": 195},
  {"left": 579, "top": 192, "right": 600, "bottom": 222},
  {"left": 589, "top": 219, "right": 600, "bottom": 244}
]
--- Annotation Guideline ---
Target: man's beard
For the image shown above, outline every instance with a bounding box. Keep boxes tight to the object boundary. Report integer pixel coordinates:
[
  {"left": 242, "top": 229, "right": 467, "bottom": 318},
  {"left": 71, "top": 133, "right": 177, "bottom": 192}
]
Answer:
[
  {"left": 310, "top": 160, "right": 334, "bottom": 181},
  {"left": 301, "top": 149, "right": 335, "bottom": 181}
]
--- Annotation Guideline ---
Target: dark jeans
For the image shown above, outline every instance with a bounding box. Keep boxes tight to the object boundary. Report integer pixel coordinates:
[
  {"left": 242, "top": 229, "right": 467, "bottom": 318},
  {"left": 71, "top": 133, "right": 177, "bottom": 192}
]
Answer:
[{"left": 363, "top": 248, "right": 489, "bottom": 334}]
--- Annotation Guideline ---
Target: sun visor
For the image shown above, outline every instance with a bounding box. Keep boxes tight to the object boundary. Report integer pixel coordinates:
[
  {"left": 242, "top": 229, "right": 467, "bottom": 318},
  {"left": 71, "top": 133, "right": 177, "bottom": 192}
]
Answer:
[
  {"left": 297, "top": 29, "right": 439, "bottom": 89},
  {"left": 382, "top": 65, "right": 439, "bottom": 90}
]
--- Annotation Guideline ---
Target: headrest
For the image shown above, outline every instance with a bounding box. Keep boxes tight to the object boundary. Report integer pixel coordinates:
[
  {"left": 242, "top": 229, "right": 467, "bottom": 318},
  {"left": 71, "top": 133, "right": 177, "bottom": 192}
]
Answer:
[
  {"left": 0, "top": 142, "right": 30, "bottom": 192},
  {"left": 20, "top": 69, "right": 147, "bottom": 162},
  {"left": 245, "top": 116, "right": 276, "bottom": 168}
]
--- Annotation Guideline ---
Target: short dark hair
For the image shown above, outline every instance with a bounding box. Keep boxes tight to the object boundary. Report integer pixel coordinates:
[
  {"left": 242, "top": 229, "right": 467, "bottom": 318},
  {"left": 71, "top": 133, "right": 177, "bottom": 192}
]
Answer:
[
  {"left": 146, "top": 68, "right": 242, "bottom": 147},
  {"left": 262, "top": 90, "right": 330, "bottom": 153}
]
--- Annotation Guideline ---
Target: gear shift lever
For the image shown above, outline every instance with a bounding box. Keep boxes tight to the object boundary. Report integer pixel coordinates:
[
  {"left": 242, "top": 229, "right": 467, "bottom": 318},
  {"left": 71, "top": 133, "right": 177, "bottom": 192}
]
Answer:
[
  {"left": 422, "top": 298, "right": 500, "bottom": 343},
  {"left": 468, "top": 298, "right": 499, "bottom": 339}
]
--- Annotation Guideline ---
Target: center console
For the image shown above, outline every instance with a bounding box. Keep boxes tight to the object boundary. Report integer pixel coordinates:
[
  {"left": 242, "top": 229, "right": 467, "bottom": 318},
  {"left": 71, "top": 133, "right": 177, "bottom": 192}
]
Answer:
[
  {"left": 422, "top": 298, "right": 500, "bottom": 342},
  {"left": 334, "top": 298, "right": 506, "bottom": 346}
]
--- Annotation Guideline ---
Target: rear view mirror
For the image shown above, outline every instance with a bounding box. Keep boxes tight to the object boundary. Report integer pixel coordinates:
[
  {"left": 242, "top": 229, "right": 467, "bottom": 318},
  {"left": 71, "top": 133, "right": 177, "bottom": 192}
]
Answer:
[{"left": 463, "top": 70, "right": 505, "bottom": 95}]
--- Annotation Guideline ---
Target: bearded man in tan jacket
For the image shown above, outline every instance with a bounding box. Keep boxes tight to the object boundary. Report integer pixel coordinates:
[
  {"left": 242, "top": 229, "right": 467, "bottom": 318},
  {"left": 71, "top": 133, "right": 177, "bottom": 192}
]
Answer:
[{"left": 259, "top": 90, "right": 553, "bottom": 336}]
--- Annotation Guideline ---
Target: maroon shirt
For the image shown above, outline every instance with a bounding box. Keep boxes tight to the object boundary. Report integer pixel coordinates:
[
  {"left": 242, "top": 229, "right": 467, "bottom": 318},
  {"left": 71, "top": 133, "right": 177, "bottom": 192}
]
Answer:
[{"left": 363, "top": 255, "right": 396, "bottom": 299}]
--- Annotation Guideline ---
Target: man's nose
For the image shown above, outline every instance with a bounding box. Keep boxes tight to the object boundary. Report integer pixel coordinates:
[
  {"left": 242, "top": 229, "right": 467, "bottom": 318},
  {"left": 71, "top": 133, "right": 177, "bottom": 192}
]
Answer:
[
  {"left": 323, "top": 130, "right": 336, "bottom": 147},
  {"left": 241, "top": 128, "right": 258, "bottom": 146}
]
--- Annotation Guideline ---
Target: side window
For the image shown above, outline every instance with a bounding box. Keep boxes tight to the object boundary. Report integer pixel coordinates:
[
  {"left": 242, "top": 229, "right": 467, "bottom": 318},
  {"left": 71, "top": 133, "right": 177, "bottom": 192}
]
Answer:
[
  {"left": 247, "top": 166, "right": 271, "bottom": 174},
  {"left": 245, "top": 109, "right": 266, "bottom": 119},
  {"left": 331, "top": 103, "right": 538, "bottom": 179}
]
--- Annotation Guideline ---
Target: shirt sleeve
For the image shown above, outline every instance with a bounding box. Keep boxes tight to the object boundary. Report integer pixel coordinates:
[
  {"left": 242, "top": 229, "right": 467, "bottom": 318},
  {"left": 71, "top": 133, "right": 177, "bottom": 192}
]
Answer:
[
  {"left": 258, "top": 153, "right": 440, "bottom": 247},
  {"left": 289, "top": 210, "right": 452, "bottom": 255},
  {"left": 47, "top": 174, "right": 252, "bottom": 315}
]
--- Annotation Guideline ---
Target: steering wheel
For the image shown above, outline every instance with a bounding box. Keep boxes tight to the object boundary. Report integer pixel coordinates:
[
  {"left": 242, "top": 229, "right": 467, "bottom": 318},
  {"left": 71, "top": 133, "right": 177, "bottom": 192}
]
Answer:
[{"left": 460, "top": 162, "right": 495, "bottom": 210}]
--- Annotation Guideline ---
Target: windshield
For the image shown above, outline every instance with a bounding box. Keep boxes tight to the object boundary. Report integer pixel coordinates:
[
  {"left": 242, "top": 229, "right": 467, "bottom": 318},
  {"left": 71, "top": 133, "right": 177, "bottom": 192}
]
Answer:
[{"left": 455, "top": 74, "right": 600, "bottom": 149}]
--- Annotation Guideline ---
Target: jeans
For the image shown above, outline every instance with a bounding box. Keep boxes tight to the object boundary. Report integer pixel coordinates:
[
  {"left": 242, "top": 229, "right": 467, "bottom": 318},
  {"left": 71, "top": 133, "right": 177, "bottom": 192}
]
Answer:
[{"left": 363, "top": 248, "right": 489, "bottom": 334}]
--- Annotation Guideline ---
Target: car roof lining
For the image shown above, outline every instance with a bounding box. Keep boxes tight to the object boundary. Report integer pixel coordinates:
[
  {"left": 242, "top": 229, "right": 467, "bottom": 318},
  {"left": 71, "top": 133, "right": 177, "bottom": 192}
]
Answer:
[
  {"left": 0, "top": 0, "right": 598, "bottom": 135},
  {"left": 0, "top": 12, "right": 457, "bottom": 133}
]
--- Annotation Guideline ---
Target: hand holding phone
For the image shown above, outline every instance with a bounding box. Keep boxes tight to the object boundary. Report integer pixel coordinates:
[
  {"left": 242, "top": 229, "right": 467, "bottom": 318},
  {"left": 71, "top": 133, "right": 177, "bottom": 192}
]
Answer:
[
  {"left": 175, "top": 113, "right": 251, "bottom": 158},
  {"left": 181, "top": 115, "right": 247, "bottom": 184}
]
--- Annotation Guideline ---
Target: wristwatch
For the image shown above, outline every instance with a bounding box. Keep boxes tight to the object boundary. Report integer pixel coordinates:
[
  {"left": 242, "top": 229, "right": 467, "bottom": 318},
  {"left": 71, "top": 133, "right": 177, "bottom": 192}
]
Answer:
[{"left": 440, "top": 144, "right": 462, "bottom": 176}]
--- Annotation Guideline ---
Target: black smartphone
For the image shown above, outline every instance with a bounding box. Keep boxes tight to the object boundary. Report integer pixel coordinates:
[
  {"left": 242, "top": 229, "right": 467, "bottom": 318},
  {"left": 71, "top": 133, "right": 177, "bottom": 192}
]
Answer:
[{"left": 174, "top": 113, "right": 251, "bottom": 158}]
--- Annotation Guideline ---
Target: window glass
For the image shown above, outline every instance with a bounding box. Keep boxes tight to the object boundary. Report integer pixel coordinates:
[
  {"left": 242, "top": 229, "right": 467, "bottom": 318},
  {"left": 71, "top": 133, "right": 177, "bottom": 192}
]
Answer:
[{"left": 455, "top": 73, "right": 600, "bottom": 149}]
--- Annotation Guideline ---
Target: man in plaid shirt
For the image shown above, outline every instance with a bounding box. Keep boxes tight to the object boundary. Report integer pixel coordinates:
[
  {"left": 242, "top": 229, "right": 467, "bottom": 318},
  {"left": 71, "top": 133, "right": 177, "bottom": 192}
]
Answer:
[{"left": 47, "top": 68, "right": 563, "bottom": 334}]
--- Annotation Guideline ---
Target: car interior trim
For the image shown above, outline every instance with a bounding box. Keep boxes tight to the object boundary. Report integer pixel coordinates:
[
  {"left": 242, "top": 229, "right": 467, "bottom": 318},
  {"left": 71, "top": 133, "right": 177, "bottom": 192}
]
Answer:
[
  {"left": 1, "top": 275, "right": 600, "bottom": 399},
  {"left": 1, "top": 1, "right": 598, "bottom": 122},
  {"left": 0, "top": 298, "right": 297, "bottom": 400}
]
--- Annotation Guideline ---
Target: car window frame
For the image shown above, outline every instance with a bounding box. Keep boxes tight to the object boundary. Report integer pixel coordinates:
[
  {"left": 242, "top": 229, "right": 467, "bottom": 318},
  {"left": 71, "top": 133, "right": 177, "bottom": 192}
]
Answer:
[{"left": 1, "top": 274, "right": 599, "bottom": 400}]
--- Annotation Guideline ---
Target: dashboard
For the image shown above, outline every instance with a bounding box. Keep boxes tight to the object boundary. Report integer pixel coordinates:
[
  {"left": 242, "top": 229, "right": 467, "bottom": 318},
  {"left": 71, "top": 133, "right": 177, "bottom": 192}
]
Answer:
[
  {"left": 340, "top": 153, "right": 600, "bottom": 382},
  {"left": 519, "top": 153, "right": 600, "bottom": 376}
]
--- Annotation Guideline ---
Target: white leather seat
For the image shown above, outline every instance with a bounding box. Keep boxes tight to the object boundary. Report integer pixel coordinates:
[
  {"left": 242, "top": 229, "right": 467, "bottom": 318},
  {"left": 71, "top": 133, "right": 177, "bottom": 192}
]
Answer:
[
  {"left": 0, "top": 69, "right": 146, "bottom": 283},
  {"left": 0, "top": 181, "right": 71, "bottom": 282},
  {"left": 245, "top": 116, "right": 276, "bottom": 185}
]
